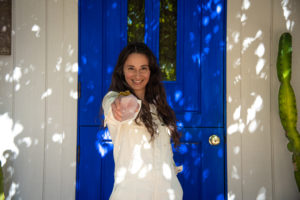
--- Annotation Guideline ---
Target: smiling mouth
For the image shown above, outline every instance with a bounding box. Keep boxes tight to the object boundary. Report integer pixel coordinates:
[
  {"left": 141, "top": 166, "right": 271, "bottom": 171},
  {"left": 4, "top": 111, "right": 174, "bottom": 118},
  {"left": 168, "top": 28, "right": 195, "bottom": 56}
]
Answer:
[{"left": 132, "top": 80, "right": 143, "bottom": 84}]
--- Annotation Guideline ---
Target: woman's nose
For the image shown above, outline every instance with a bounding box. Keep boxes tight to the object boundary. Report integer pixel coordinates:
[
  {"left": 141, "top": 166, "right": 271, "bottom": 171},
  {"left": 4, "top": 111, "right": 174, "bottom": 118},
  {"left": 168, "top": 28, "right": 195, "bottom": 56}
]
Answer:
[{"left": 134, "top": 70, "right": 142, "bottom": 77}]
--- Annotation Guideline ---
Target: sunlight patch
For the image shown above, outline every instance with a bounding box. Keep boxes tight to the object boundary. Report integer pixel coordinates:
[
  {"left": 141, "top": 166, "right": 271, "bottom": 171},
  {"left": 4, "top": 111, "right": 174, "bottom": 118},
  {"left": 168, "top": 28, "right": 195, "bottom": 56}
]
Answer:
[
  {"left": 65, "top": 62, "right": 78, "bottom": 73},
  {"left": 231, "top": 165, "right": 240, "bottom": 180},
  {"left": 17, "top": 137, "right": 32, "bottom": 147},
  {"left": 31, "top": 24, "right": 41, "bottom": 37},
  {"left": 167, "top": 189, "right": 175, "bottom": 200},
  {"left": 256, "top": 59, "right": 265, "bottom": 75},
  {"left": 228, "top": 120, "right": 245, "bottom": 135},
  {"left": 143, "top": 135, "right": 151, "bottom": 149},
  {"left": 216, "top": 4, "right": 222, "bottom": 14},
  {"left": 129, "top": 145, "right": 143, "bottom": 174},
  {"left": 233, "top": 146, "right": 240, "bottom": 154},
  {"left": 232, "top": 32, "right": 240, "bottom": 43},
  {"left": 0, "top": 113, "right": 22, "bottom": 166},
  {"left": 233, "top": 106, "right": 241, "bottom": 120},
  {"left": 13, "top": 67, "right": 22, "bottom": 81},
  {"left": 52, "top": 132, "right": 65, "bottom": 144},
  {"left": 56, "top": 57, "right": 63, "bottom": 71},
  {"left": 138, "top": 164, "right": 152, "bottom": 179},
  {"left": 249, "top": 120, "right": 258, "bottom": 133},
  {"left": 228, "top": 191, "right": 236, "bottom": 200},
  {"left": 247, "top": 95, "right": 263, "bottom": 124},
  {"left": 70, "top": 90, "right": 78, "bottom": 99},
  {"left": 41, "top": 88, "right": 52, "bottom": 99},
  {"left": 255, "top": 43, "right": 265, "bottom": 57},
  {"left": 68, "top": 45, "right": 74, "bottom": 56},
  {"left": 256, "top": 187, "right": 266, "bottom": 200},
  {"left": 228, "top": 123, "right": 238, "bottom": 135},
  {"left": 240, "top": 14, "right": 247, "bottom": 22},
  {"left": 15, "top": 83, "right": 20, "bottom": 91},
  {"left": 115, "top": 167, "right": 127, "bottom": 184},
  {"left": 162, "top": 163, "right": 172, "bottom": 180},
  {"left": 174, "top": 90, "right": 182, "bottom": 102},
  {"left": 281, "top": 0, "right": 294, "bottom": 30},
  {"left": 242, "top": 30, "right": 262, "bottom": 53},
  {"left": 6, "top": 182, "right": 19, "bottom": 200},
  {"left": 102, "top": 129, "right": 111, "bottom": 140},
  {"left": 242, "top": 0, "right": 250, "bottom": 10}
]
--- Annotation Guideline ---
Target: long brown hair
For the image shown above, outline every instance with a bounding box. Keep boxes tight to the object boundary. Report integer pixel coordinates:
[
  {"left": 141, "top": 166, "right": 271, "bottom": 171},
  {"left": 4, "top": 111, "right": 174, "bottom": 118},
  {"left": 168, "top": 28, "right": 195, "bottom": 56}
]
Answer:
[{"left": 109, "top": 42, "right": 181, "bottom": 147}]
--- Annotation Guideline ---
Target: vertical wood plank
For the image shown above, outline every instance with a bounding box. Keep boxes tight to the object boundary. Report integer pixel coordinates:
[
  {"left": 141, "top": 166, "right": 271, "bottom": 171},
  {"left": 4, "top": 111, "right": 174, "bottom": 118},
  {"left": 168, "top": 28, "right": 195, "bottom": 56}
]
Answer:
[
  {"left": 13, "top": 0, "right": 46, "bottom": 199},
  {"left": 226, "top": 0, "right": 243, "bottom": 197},
  {"left": 43, "top": 0, "right": 64, "bottom": 199},
  {"left": 240, "top": 0, "right": 273, "bottom": 199},
  {"left": 61, "top": 0, "right": 78, "bottom": 199}
]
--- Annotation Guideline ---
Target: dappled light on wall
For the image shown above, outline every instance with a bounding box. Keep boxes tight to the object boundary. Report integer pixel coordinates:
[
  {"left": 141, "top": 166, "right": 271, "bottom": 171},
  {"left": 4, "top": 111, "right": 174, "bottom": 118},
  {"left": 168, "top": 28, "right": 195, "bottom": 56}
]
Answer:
[
  {"left": 226, "top": 0, "right": 300, "bottom": 199},
  {"left": 281, "top": 0, "right": 295, "bottom": 31},
  {"left": 0, "top": 113, "right": 22, "bottom": 166},
  {"left": 0, "top": 28, "right": 78, "bottom": 200}
]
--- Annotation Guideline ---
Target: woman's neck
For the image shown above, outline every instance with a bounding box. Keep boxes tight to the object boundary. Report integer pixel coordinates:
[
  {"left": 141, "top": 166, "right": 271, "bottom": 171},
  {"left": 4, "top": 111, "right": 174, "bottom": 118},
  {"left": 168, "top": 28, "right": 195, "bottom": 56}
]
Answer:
[{"left": 134, "top": 90, "right": 145, "bottom": 100}]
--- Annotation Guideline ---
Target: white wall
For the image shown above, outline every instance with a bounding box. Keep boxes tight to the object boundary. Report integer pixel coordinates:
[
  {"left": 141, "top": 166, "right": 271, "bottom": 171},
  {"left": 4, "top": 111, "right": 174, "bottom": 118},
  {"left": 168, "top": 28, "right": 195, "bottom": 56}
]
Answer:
[
  {"left": 0, "top": 0, "right": 78, "bottom": 199},
  {"left": 227, "top": 0, "right": 300, "bottom": 199},
  {"left": 271, "top": 0, "right": 300, "bottom": 199}
]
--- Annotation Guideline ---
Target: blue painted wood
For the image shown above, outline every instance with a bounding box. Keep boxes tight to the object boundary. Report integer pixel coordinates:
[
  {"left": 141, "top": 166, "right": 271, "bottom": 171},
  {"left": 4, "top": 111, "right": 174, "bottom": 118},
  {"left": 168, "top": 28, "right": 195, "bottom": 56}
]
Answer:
[
  {"left": 77, "top": 0, "right": 226, "bottom": 199},
  {"left": 78, "top": 0, "right": 127, "bottom": 126},
  {"left": 145, "top": 0, "right": 160, "bottom": 58},
  {"left": 102, "top": 0, "right": 128, "bottom": 93},
  {"left": 77, "top": 127, "right": 114, "bottom": 200},
  {"left": 163, "top": 0, "right": 224, "bottom": 128},
  {"left": 76, "top": 127, "right": 102, "bottom": 200},
  {"left": 175, "top": 128, "right": 225, "bottom": 200},
  {"left": 78, "top": 0, "right": 103, "bottom": 126}
]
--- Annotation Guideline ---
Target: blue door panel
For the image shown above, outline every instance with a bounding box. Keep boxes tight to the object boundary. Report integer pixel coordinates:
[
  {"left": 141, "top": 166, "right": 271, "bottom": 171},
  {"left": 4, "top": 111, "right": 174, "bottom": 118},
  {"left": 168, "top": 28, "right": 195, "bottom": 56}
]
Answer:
[
  {"left": 175, "top": 128, "right": 225, "bottom": 200},
  {"left": 102, "top": 0, "right": 127, "bottom": 93},
  {"left": 200, "top": 0, "right": 225, "bottom": 128},
  {"left": 145, "top": 0, "right": 160, "bottom": 58},
  {"left": 77, "top": 127, "right": 114, "bottom": 200},
  {"left": 79, "top": 0, "right": 103, "bottom": 125},
  {"left": 77, "top": 127, "right": 102, "bottom": 200},
  {"left": 99, "top": 140, "right": 114, "bottom": 200},
  {"left": 79, "top": 0, "right": 127, "bottom": 126},
  {"left": 162, "top": 0, "right": 224, "bottom": 127},
  {"left": 174, "top": 143, "right": 202, "bottom": 200}
]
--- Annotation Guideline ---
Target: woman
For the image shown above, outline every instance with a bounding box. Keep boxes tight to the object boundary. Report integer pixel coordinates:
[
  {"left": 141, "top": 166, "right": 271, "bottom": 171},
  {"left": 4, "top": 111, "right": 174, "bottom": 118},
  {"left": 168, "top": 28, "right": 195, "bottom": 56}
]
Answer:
[{"left": 102, "top": 42, "right": 183, "bottom": 200}]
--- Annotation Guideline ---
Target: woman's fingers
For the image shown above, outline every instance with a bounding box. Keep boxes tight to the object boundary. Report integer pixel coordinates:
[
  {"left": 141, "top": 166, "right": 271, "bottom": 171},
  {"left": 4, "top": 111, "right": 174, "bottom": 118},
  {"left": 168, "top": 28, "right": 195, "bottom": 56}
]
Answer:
[
  {"left": 115, "top": 97, "right": 121, "bottom": 109},
  {"left": 112, "top": 98, "right": 122, "bottom": 121}
]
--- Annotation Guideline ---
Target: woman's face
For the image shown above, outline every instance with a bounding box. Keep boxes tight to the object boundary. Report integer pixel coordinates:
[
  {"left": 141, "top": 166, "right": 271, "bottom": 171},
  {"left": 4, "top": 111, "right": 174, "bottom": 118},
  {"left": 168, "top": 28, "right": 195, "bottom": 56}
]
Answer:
[{"left": 123, "top": 53, "right": 150, "bottom": 99}]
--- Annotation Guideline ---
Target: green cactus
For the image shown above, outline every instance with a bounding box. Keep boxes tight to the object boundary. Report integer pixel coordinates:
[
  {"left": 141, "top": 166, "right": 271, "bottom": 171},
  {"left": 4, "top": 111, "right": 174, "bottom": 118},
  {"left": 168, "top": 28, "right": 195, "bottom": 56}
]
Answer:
[
  {"left": 0, "top": 162, "right": 4, "bottom": 200},
  {"left": 277, "top": 32, "right": 300, "bottom": 191}
]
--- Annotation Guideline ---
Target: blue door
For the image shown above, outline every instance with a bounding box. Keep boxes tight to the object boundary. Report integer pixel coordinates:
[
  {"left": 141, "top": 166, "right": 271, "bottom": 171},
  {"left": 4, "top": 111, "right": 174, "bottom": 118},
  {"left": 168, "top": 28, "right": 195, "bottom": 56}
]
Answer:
[{"left": 76, "top": 0, "right": 226, "bottom": 199}]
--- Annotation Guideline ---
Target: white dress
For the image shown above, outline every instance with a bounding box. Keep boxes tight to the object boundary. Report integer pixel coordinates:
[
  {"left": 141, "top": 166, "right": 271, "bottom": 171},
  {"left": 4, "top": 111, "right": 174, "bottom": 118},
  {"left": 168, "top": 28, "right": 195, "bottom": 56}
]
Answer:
[{"left": 102, "top": 91, "right": 183, "bottom": 200}]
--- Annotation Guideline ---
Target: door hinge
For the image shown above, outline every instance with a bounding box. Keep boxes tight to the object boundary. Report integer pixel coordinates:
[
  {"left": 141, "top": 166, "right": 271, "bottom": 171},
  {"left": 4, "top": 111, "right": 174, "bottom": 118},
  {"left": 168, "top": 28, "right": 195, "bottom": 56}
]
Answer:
[
  {"left": 77, "top": 146, "right": 80, "bottom": 163},
  {"left": 78, "top": 81, "right": 81, "bottom": 99}
]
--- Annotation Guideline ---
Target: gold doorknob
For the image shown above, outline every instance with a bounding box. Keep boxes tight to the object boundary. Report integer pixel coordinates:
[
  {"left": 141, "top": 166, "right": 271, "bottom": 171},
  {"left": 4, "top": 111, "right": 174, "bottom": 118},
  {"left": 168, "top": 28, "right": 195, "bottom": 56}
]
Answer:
[{"left": 209, "top": 135, "right": 220, "bottom": 146}]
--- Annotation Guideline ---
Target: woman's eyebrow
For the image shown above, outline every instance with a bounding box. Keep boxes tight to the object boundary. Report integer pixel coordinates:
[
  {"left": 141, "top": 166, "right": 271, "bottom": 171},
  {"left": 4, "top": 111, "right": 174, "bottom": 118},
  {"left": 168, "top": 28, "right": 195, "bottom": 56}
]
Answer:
[{"left": 125, "top": 64, "right": 149, "bottom": 67}]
